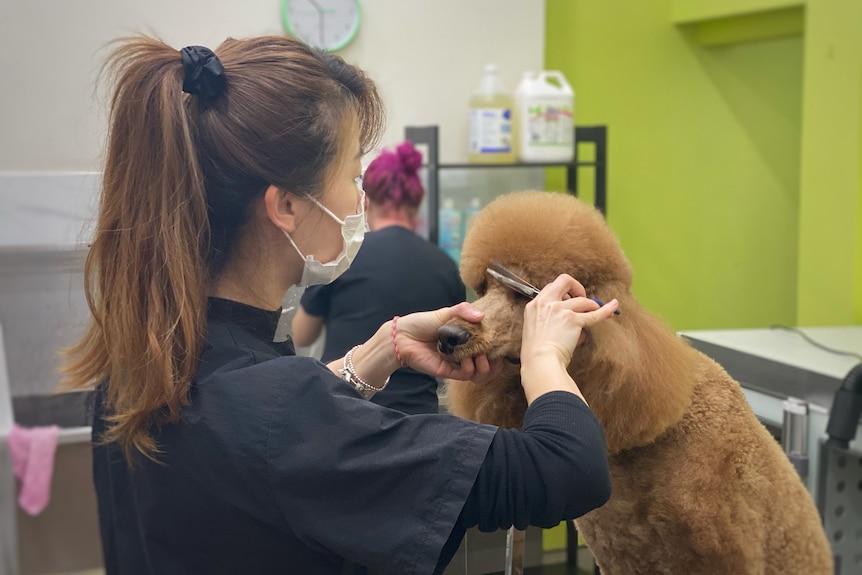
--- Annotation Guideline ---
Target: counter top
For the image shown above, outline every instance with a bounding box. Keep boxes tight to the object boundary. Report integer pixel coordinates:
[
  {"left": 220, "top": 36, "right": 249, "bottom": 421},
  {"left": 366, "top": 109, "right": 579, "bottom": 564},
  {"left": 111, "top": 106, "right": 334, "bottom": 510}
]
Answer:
[{"left": 680, "top": 326, "right": 861, "bottom": 412}]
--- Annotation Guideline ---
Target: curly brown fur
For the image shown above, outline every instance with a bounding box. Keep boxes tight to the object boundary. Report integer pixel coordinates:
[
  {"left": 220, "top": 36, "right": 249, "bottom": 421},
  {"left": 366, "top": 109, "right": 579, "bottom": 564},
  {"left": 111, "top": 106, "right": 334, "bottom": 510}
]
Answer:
[{"left": 443, "top": 191, "right": 832, "bottom": 574}]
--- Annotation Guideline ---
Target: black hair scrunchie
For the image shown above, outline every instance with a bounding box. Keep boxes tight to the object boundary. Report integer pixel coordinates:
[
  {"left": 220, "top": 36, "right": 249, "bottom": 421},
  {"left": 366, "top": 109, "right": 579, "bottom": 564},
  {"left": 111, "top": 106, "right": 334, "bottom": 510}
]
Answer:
[{"left": 180, "top": 45, "right": 226, "bottom": 105}]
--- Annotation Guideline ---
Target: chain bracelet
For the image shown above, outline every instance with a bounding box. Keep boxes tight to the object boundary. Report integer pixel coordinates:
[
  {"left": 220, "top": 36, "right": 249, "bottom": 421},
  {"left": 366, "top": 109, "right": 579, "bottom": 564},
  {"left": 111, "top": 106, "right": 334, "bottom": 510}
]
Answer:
[{"left": 340, "top": 345, "right": 390, "bottom": 400}]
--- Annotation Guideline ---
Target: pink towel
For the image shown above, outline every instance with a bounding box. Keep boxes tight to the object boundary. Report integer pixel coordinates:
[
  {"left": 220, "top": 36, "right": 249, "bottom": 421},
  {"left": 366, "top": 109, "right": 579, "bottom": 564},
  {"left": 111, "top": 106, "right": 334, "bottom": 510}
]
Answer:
[{"left": 8, "top": 423, "right": 60, "bottom": 515}]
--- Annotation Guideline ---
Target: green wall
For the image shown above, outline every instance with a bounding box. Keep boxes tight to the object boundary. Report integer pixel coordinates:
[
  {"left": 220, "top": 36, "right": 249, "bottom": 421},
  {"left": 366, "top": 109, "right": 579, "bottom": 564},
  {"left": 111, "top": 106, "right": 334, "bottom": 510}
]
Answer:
[
  {"left": 795, "top": 0, "right": 862, "bottom": 325},
  {"left": 858, "top": 108, "right": 862, "bottom": 323},
  {"left": 546, "top": 0, "right": 861, "bottom": 330}
]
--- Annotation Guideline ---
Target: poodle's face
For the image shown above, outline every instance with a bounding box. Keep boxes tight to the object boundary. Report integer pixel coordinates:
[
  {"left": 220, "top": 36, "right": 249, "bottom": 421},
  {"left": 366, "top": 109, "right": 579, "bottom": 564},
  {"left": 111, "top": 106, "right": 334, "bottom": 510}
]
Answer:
[
  {"left": 438, "top": 191, "right": 633, "bottom": 425},
  {"left": 439, "top": 272, "right": 531, "bottom": 365},
  {"left": 437, "top": 276, "right": 533, "bottom": 429}
]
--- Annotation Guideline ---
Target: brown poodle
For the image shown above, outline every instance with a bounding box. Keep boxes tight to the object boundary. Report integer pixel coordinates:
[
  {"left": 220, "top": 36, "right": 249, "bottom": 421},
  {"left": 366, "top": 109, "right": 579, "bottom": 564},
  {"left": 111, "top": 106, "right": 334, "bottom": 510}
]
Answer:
[{"left": 440, "top": 191, "right": 832, "bottom": 574}]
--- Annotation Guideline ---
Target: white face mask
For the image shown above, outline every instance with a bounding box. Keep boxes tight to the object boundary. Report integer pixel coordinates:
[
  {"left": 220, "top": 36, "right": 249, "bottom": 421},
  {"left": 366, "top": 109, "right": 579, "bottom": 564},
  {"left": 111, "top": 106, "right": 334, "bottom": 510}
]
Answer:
[{"left": 285, "top": 190, "right": 366, "bottom": 287}]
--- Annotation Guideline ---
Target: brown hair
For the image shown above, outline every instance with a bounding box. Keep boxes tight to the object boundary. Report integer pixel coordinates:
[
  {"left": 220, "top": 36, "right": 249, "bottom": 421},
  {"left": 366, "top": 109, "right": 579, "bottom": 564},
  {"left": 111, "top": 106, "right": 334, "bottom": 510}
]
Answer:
[{"left": 62, "top": 36, "right": 384, "bottom": 462}]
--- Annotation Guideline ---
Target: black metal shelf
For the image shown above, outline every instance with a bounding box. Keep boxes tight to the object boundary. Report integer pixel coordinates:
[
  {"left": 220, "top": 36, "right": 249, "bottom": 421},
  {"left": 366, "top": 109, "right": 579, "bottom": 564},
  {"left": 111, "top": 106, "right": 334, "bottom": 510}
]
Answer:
[
  {"left": 436, "top": 161, "right": 599, "bottom": 169},
  {"left": 405, "top": 125, "right": 607, "bottom": 244}
]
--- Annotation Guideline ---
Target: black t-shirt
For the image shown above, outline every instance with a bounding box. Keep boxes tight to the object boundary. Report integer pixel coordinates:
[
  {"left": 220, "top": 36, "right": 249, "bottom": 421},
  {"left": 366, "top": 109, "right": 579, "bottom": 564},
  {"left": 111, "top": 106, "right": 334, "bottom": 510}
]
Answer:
[
  {"left": 92, "top": 298, "right": 611, "bottom": 575},
  {"left": 300, "top": 226, "right": 464, "bottom": 414}
]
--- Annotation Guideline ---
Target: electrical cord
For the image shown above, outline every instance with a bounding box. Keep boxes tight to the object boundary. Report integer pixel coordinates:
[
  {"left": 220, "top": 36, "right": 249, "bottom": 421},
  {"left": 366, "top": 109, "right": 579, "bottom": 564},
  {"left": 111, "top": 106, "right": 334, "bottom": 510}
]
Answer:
[{"left": 769, "top": 325, "right": 862, "bottom": 361}]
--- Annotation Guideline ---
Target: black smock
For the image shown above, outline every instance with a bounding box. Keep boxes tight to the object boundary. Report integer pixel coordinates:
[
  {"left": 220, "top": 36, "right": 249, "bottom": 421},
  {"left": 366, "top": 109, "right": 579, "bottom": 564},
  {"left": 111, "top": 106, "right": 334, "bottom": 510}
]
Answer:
[{"left": 92, "top": 298, "right": 611, "bottom": 575}]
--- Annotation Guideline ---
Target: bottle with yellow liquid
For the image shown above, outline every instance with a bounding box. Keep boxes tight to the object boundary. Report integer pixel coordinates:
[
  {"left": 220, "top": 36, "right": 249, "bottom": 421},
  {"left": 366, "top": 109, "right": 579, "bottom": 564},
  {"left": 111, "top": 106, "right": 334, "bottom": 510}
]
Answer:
[{"left": 468, "top": 64, "right": 515, "bottom": 164}]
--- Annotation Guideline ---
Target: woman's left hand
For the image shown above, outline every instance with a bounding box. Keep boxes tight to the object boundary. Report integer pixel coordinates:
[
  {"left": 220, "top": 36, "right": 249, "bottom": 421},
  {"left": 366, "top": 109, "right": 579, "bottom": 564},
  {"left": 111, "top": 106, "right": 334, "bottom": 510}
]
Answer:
[{"left": 395, "top": 303, "right": 503, "bottom": 382}]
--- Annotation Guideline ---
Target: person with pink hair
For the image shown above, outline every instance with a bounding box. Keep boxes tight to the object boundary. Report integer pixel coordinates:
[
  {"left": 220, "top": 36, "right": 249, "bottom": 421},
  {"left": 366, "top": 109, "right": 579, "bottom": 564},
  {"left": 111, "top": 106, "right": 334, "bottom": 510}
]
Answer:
[{"left": 292, "top": 141, "right": 465, "bottom": 414}]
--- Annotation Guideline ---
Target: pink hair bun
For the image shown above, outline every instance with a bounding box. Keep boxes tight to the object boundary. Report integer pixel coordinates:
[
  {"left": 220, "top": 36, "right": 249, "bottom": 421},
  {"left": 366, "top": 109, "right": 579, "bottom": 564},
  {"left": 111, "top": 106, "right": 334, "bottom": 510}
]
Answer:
[
  {"left": 364, "top": 140, "right": 425, "bottom": 209},
  {"left": 396, "top": 141, "right": 422, "bottom": 175}
]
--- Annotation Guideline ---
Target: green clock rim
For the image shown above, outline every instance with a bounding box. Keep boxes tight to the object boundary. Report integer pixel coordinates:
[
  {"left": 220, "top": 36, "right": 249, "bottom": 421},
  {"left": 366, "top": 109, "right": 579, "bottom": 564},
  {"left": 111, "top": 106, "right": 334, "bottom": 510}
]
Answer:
[{"left": 281, "top": 0, "right": 362, "bottom": 53}]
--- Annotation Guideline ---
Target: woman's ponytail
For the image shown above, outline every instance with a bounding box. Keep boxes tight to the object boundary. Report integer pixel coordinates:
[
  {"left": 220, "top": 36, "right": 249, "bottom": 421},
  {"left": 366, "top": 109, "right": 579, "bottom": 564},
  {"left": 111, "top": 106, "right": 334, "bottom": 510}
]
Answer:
[
  {"left": 63, "top": 38, "right": 210, "bottom": 463},
  {"left": 63, "top": 34, "right": 384, "bottom": 464}
]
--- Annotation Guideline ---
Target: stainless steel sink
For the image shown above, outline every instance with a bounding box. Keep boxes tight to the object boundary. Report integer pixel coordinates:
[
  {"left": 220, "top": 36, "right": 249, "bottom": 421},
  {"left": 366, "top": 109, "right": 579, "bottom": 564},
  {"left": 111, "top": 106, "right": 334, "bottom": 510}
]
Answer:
[{"left": 11, "top": 391, "right": 92, "bottom": 429}]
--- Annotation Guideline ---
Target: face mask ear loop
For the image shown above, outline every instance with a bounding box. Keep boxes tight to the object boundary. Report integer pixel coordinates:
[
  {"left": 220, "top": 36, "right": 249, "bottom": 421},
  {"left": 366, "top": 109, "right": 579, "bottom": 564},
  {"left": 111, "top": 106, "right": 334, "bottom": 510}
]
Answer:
[
  {"left": 308, "top": 188, "right": 366, "bottom": 223},
  {"left": 284, "top": 192, "right": 347, "bottom": 259},
  {"left": 307, "top": 196, "right": 346, "bottom": 225},
  {"left": 283, "top": 229, "right": 310, "bottom": 261}
]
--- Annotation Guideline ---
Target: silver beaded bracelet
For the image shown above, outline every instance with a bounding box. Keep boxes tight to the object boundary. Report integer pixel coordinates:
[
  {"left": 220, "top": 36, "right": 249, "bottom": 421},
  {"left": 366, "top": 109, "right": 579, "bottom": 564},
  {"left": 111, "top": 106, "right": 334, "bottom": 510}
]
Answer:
[{"left": 340, "top": 345, "right": 390, "bottom": 400}]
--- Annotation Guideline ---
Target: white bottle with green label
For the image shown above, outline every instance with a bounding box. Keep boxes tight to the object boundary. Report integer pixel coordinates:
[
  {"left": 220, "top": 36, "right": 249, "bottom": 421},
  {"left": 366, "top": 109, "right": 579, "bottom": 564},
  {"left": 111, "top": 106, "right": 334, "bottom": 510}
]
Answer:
[
  {"left": 468, "top": 64, "right": 515, "bottom": 164},
  {"left": 515, "top": 70, "right": 575, "bottom": 163}
]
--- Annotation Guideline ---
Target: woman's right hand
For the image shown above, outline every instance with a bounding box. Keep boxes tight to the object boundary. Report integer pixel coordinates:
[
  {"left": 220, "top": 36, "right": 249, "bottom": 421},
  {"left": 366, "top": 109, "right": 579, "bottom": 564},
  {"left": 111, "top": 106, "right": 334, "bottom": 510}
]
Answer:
[
  {"left": 394, "top": 303, "right": 503, "bottom": 384},
  {"left": 520, "top": 274, "right": 619, "bottom": 370}
]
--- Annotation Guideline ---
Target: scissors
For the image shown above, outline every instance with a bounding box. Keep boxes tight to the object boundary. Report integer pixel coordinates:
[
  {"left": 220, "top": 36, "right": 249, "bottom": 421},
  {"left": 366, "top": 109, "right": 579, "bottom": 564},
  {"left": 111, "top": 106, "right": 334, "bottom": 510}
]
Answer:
[{"left": 486, "top": 260, "right": 621, "bottom": 314}]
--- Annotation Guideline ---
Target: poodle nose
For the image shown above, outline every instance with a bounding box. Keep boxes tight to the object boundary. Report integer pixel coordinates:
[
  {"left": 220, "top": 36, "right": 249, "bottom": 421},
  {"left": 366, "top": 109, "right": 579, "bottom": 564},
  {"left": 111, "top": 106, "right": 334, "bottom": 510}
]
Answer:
[{"left": 437, "top": 324, "right": 472, "bottom": 355}]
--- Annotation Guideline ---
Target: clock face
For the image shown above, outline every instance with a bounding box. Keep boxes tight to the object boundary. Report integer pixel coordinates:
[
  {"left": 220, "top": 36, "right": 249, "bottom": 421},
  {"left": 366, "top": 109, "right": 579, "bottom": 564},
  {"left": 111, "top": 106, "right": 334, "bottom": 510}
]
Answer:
[{"left": 282, "top": 0, "right": 361, "bottom": 52}]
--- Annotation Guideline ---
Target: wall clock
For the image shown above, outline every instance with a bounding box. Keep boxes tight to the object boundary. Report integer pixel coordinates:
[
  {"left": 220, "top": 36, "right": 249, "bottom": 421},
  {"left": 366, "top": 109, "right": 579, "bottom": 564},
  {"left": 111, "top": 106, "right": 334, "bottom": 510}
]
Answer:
[{"left": 282, "top": 0, "right": 362, "bottom": 52}]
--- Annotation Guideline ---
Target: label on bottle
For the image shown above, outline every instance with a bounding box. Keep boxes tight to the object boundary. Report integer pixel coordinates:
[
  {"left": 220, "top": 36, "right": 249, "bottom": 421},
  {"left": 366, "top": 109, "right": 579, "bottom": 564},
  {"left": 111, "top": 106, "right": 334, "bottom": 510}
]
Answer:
[
  {"left": 469, "top": 108, "right": 512, "bottom": 154},
  {"left": 526, "top": 105, "right": 573, "bottom": 146}
]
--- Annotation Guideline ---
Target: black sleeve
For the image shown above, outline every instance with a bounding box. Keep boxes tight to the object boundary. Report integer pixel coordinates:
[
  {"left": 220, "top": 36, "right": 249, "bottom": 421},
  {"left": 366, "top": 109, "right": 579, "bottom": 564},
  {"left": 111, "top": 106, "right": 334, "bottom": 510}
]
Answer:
[
  {"left": 299, "top": 284, "right": 331, "bottom": 317},
  {"left": 434, "top": 392, "right": 610, "bottom": 573},
  {"left": 265, "top": 359, "right": 498, "bottom": 575}
]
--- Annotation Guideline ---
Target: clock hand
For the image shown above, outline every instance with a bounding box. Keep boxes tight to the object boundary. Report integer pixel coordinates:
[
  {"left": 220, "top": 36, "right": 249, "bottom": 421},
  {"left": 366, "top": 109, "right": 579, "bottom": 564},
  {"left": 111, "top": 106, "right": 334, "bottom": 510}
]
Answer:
[{"left": 320, "top": 13, "right": 325, "bottom": 46}]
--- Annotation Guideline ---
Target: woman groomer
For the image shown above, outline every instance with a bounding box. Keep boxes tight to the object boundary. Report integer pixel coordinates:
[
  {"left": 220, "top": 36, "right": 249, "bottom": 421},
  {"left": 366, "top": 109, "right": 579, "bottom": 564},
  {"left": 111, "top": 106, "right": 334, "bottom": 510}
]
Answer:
[{"left": 64, "top": 35, "right": 619, "bottom": 575}]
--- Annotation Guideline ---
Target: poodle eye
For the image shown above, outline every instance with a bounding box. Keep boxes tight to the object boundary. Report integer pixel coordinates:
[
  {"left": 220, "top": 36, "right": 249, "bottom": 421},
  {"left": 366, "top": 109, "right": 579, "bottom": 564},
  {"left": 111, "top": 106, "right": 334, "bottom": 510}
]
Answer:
[{"left": 474, "top": 280, "right": 487, "bottom": 297}]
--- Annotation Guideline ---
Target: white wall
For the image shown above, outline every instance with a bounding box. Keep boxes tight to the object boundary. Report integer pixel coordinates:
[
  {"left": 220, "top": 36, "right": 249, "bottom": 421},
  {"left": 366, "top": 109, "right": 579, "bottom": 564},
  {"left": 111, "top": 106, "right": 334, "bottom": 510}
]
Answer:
[{"left": 0, "top": 0, "right": 544, "bottom": 170}]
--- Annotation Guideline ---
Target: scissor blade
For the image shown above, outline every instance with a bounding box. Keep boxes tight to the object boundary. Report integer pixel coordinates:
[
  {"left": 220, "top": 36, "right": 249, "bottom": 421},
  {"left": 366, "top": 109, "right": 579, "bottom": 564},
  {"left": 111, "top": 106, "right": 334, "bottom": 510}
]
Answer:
[
  {"left": 489, "top": 261, "right": 541, "bottom": 294},
  {"left": 486, "top": 268, "right": 540, "bottom": 298}
]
